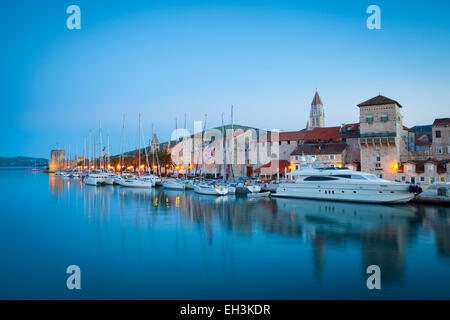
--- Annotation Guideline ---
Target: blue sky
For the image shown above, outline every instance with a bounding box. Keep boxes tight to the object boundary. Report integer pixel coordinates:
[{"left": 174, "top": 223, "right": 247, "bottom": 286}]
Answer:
[{"left": 1, "top": 0, "right": 449, "bottom": 158}]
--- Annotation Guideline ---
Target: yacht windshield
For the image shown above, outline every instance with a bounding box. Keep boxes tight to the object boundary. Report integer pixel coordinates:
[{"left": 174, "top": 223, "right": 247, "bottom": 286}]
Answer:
[
  {"left": 334, "top": 174, "right": 367, "bottom": 180},
  {"left": 364, "top": 174, "right": 379, "bottom": 180}
]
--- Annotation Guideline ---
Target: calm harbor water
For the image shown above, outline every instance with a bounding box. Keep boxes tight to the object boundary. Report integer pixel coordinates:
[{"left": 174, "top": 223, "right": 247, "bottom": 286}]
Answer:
[{"left": 1, "top": 168, "right": 449, "bottom": 299}]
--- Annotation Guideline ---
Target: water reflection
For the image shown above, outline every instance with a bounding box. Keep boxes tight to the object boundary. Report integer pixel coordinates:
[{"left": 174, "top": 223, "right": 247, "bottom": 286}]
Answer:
[{"left": 49, "top": 176, "right": 450, "bottom": 284}]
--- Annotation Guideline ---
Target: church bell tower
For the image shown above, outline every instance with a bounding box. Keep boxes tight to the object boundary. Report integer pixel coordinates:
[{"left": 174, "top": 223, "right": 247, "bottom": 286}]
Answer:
[{"left": 310, "top": 90, "right": 325, "bottom": 129}]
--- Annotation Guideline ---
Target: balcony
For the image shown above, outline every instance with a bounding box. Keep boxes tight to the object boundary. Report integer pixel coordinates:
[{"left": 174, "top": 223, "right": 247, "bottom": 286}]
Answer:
[
  {"left": 359, "top": 136, "right": 396, "bottom": 146},
  {"left": 360, "top": 132, "right": 396, "bottom": 138}
]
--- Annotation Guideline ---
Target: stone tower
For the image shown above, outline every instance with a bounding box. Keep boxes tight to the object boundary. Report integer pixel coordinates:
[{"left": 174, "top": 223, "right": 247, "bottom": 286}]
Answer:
[
  {"left": 151, "top": 133, "right": 160, "bottom": 152},
  {"left": 357, "top": 95, "right": 404, "bottom": 180},
  {"left": 310, "top": 90, "right": 325, "bottom": 129}
]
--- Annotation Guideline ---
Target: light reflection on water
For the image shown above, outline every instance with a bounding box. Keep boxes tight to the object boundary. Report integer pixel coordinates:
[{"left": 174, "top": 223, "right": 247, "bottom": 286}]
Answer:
[{"left": 1, "top": 169, "right": 449, "bottom": 299}]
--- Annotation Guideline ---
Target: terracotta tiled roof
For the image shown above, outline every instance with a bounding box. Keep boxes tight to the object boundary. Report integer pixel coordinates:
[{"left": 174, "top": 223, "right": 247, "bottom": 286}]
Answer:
[
  {"left": 259, "top": 130, "right": 308, "bottom": 142},
  {"left": 254, "top": 160, "right": 291, "bottom": 173},
  {"left": 415, "top": 140, "right": 431, "bottom": 146},
  {"left": 342, "top": 123, "right": 360, "bottom": 132},
  {"left": 291, "top": 143, "right": 347, "bottom": 156},
  {"left": 403, "top": 126, "right": 414, "bottom": 133},
  {"left": 312, "top": 91, "right": 323, "bottom": 105},
  {"left": 432, "top": 118, "right": 450, "bottom": 127},
  {"left": 357, "top": 95, "right": 403, "bottom": 108},
  {"left": 304, "top": 126, "right": 341, "bottom": 141}
]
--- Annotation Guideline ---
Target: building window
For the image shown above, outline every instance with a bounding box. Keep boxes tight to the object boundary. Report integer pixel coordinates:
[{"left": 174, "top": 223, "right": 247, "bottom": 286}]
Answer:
[
  {"left": 428, "top": 164, "right": 434, "bottom": 171},
  {"left": 447, "top": 146, "right": 450, "bottom": 154},
  {"left": 401, "top": 176, "right": 406, "bottom": 181},
  {"left": 287, "top": 140, "right": 291, "bottom": 144},
  {"left": 366, "top": 115, "right": 374, "bottom": 123},
  {"left": 436, "top": 130, "right": 441, "bottom": 138},
  {"left": 430, "top": 177, "right": 435, "bottom": 184},
  {"left": 279, "top": 141, "right": 281, "bottom": 145},
  {"left": 329, "top": 155, "right": 335, "bottom": 160},
  {"left": 420, "top": 177, "right": 425, "bottom": 182},
  {"left": 436, "top": 146, "right": 443, "bottom": 154},
  {"left": 381, "top": 114, "right": 388, "bottom": 122},
  {"left": 376, "top": 152, "right": 381, "bottom": 162}
]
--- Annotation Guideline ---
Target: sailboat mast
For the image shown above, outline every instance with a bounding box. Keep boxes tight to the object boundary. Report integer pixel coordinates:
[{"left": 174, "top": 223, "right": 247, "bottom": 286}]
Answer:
[
  {"left": 230, "top": 105, "right": 234, "bottom": 179},
  {"left": 202, "top": 114, "right": 207, "bottom": 179},
  {"left": 92, "top": 132, "right": 97, "bottom": 170},
  {"left": 141, "top": 120, "right": 150, "bottom": 174},
  {"left": 75, "top": 144, "right": 78, "bottom": 171},
  {"left": 138, "top": 113, "right": 141, "bottom": 176},
  {"left": 99, "top": 123, "right": 103, "bottom": 170},
  {"left": 120, "top": 114, "right": 125, "bottom": 172},
  {"left": 89, "top": 131, "right": 92, "bottom": 173},
  {"left": 221, "top": 113, "right": 225, "bottom": 180},
  {"left": 151, "top": 123, "right": 155, "bottom": 173},
  {"left": 68, "top": 145, "right": 70, "bottom": 169},
  {"left": 107, "top": 134, "right": 110, "bottom": 169},
  {"left": 83, "top": 137, "right": 86, "bottom": 170}
]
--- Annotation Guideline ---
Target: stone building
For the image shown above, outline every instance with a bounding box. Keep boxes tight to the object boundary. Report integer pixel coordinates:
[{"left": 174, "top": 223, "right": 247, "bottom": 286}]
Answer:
[
  {"left": 288, "top": 123, "right": 360, "bottom": 170},
  {"left": 290, "top": 143, "right": 348, "bottom": 170},
  {"left": 169, "top": 125, "right": 267, "bottom": 177},
  {"left": 431, "top": 118, "right": 450, "bottom": 161},
  {"left": 397, "top": 118, "right": 450, "bottom": 183},
  {"left": 398, "top": 159, "right": 449, "bottom": 184},
  {"left": 357, "top": 95, "right": 406, "bottom": 181},
  {"left": 49, "top": 149, "right": 66, "bottom": 172},
  {"left": 258, "top": 130, "right": 309, "bottom": 161}
]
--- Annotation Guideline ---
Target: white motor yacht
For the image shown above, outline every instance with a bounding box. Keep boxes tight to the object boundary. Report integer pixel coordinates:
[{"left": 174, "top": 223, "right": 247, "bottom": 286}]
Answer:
[{"left": 272, "top": 167, "right": 425, "bottom": 204}]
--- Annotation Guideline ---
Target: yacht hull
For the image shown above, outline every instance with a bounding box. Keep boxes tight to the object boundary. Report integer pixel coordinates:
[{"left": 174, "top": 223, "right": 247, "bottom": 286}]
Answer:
[
  {"left": 120, "top": 180, "right": 152, "bottom": 188},
  {"left": 84, "top": 177, "right": 105, "bottom": 186},
  {"left": 194, "top": 185, "right": 228, "bottom": 196},
  {"left": 104, "top": 177, "right": 115, "bottom": 185},
  {"left": 162, "top": 182, "right": 186, "bottom": 190}
]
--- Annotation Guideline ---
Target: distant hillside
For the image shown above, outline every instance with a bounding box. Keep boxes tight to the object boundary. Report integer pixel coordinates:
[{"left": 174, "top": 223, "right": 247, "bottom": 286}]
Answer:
[{"left": 0, "top": 157, "right": 48, "bottom": 167}]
